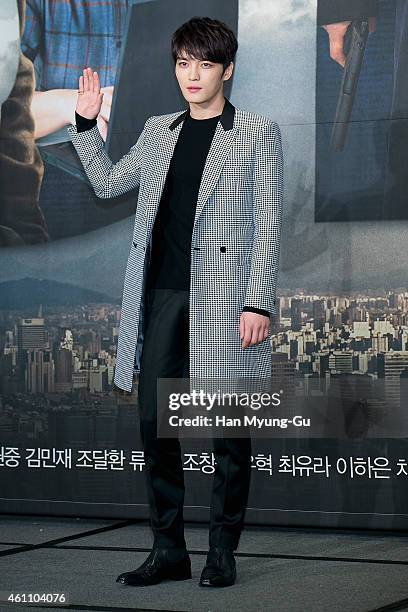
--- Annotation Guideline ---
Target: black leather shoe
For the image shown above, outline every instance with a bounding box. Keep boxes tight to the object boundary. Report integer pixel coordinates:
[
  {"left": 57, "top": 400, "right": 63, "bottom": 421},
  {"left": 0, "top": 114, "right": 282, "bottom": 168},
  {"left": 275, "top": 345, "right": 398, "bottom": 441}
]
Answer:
[
  {"left": 116, "top": 547, "right": 192, "bottom": 586},
  {"left": 199, "top": 546, "right": 236, "bottom": 587}
]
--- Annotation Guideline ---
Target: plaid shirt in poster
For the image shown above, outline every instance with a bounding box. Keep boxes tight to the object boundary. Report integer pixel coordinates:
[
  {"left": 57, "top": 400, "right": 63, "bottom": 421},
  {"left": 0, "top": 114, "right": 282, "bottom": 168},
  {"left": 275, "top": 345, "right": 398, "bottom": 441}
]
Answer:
[{"left": 21, "top": 0, "right": 130, "bottom": 90}]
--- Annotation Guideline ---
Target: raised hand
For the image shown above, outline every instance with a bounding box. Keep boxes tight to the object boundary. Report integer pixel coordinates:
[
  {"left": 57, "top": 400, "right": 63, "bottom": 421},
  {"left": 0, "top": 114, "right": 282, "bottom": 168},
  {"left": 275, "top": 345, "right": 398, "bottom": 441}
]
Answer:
[{"left": 76, "top": 66, "right": 104, "bottom": 119}]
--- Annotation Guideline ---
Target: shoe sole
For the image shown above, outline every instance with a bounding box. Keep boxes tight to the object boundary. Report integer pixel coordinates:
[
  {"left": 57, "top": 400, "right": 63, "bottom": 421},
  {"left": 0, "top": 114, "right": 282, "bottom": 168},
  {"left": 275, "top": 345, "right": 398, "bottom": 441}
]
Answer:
[
  {"left": 199, "top": 569, "right": 236, "bottom": 588},
  {"left": 117, "top": 563, "right": 192, "bottom": 586}
]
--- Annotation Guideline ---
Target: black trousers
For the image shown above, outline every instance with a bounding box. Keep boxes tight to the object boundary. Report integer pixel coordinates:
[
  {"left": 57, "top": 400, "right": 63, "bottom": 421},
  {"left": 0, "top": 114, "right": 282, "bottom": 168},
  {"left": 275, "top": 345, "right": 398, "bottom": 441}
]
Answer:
[{"left": 138, "top": 287, "right": 252, "bottom": 551}]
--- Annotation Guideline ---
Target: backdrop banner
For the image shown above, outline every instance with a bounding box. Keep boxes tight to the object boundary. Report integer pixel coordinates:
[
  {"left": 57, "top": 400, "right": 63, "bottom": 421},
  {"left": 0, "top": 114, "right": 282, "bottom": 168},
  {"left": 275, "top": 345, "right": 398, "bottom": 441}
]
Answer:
[{"left": 1, "top": 0, "right": 408, "bottom": 529}]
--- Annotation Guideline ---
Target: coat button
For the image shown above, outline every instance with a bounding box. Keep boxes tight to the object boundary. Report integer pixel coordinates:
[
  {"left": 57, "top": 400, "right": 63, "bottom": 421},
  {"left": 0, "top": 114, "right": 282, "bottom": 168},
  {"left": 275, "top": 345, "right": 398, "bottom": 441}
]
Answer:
[
  {"left": 133, "top": 241, "right": 137, "bottom": 248},
  {"left": 220, "top": 246, "right": 226, "bottom": 253}
]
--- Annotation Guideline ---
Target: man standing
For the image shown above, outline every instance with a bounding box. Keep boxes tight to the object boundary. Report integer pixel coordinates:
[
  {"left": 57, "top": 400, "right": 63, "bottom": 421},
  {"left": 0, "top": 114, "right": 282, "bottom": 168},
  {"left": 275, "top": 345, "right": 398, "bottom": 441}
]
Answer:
[{"left": 67, "top": 16, "right": 283, "bottom": 588}]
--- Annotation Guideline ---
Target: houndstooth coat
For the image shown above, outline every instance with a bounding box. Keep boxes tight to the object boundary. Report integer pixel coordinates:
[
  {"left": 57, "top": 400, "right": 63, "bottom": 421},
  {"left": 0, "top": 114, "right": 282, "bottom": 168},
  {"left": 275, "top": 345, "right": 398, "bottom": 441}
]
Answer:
[{"left": 67, "top": 97, "right": 283, "bottom": 393}]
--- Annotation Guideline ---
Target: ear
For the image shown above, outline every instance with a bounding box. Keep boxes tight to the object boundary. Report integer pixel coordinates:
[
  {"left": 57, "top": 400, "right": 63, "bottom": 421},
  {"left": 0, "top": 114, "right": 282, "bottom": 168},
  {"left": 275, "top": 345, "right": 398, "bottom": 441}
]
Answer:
[{"left": 223, "top": 61, "right": 234, "bottom": 81}]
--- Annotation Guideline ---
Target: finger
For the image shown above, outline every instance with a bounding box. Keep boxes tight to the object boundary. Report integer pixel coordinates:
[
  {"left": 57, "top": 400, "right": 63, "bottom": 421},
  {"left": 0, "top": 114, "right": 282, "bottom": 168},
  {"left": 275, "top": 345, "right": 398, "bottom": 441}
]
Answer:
[
  {"left": 242, "top": 325, "right": 252, "bottom": 349},
  {"left": 329, "top": 35, "right": 346, "bottom": 67},
  {"left": 242, "top": 336, "right": 251, "bottom": 349},
  {"left": 250, "top": 324, "right": 261, "bottom": 346},
  {"left": 84, "top": 67, "right": 92, "bottom": 93},
  {"left": 251, "top": 325, "right": 261, "bottom": 346},
  {"left": 248, "top": 325, "right": 259, "bottom": 347},
  {"left": 83, "top": 67, "right": 90, "bottom": 91},
  {"left": 88, "top": 67, "right": 94, "bottom": 92},
  {"left": 240, "top": 314, "right": 245, "bottom": 341},
  {"left": 256, "top": 327, "right": 265, "bottom": 345},
  {"left": 262, "top": 325, "right": 269, "bottom": 341},
  {"left": 78, "top": 75, "right": 83, "bottom": 91},
  {"left": 93, "top": 70, "right": 100, "bottom": 92},
  {"left": 243, "top": 322, "right": 256, "bottom": 348}
]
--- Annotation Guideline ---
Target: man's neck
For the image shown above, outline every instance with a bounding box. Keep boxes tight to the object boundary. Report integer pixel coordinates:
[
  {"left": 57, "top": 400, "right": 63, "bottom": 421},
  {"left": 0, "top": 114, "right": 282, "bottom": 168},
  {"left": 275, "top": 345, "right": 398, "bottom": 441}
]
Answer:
[{"left": 188, "top": 94, "right": 225, "bottom": 120}]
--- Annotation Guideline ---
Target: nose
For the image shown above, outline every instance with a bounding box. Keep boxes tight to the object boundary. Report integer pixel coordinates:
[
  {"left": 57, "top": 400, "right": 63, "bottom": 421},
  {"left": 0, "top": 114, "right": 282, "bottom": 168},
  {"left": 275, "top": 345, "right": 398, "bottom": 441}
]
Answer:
[{"left": 188, "top": 65, "right": 200, "bottom": 80}]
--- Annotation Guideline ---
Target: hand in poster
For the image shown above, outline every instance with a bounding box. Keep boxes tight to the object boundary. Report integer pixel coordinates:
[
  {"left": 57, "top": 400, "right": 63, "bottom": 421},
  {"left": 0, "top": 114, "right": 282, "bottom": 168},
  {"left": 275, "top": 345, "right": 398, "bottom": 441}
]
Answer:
[{"left": 321, "top": 16, "right": 376, "bottom": 67}]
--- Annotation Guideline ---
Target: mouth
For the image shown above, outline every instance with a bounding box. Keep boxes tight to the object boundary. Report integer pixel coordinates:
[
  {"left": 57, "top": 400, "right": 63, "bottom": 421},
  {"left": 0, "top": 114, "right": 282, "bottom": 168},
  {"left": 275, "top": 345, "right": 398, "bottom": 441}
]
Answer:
[{"left": 187, "top": 87, "right": 202, "bottom": 91}]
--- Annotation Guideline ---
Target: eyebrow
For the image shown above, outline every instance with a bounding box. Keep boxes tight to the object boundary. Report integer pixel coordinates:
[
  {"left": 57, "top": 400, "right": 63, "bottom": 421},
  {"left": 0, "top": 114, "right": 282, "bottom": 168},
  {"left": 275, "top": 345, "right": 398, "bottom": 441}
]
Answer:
[{"left": 177, "top": 56, "right": 211, "bottom": 62}]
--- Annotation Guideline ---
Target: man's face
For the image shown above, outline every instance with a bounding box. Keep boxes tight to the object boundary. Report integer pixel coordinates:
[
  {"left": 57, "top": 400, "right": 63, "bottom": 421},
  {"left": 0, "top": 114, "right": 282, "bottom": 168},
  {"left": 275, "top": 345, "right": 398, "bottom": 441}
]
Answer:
[{"left": 175, "top": 52, "right": 233, "bottom": 103}]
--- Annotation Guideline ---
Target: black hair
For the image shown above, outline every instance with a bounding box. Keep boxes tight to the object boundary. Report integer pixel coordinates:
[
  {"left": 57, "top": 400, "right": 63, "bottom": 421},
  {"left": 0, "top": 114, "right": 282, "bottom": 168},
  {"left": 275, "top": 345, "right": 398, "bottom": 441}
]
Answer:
[{"left": 171, "top": 16, "right": 238, "bottom": 72}]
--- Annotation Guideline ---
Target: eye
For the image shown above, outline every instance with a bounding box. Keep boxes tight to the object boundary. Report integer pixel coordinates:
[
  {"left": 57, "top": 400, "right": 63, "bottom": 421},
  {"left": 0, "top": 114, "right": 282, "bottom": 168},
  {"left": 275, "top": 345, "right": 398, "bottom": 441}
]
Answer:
[{"left": 202, "top": 62, "right": 212, "bottom": 67}]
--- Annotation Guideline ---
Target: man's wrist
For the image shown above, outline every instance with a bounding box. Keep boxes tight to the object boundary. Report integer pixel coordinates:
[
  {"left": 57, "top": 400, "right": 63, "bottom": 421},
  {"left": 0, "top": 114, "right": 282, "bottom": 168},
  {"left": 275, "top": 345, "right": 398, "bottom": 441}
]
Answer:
[
  {"left": 75, "top": 110, "right": 97, "bottom": 132},
  {"left": 242, "top": 306, "right": 270, "bottom": 318}
]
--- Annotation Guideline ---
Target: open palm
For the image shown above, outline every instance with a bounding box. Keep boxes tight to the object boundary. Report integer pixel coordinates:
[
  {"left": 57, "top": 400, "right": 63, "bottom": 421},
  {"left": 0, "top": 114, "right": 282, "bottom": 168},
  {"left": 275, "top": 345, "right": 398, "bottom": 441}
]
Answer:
[{"left": 76, "top": 66, "right": 104, "bottom": 119}]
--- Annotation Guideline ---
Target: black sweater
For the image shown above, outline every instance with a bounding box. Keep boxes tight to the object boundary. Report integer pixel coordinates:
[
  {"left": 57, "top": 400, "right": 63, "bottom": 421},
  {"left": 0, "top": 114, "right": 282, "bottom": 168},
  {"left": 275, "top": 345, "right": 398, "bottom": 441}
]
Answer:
[
  {"left": 146, "top": 110, "right": 220, "bottom": 291},
  {"left": 74, "top": 111, "right": 271, "bottom": 318}
]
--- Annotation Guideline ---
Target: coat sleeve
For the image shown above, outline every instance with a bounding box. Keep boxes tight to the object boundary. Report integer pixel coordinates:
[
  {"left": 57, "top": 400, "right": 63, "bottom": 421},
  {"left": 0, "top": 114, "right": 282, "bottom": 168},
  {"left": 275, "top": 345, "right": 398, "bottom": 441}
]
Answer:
[
  {"left": 317, "top": 0, "right": 379, "bottom": 26},
  {"left": 243, "top": 121, "right": 283, "bottom": 316},
  {"left": 66, "top": 116, "right": 153, "bottom": 198},
  {"left": 242, "top": 306, "right": 271, "bottom": 318}
]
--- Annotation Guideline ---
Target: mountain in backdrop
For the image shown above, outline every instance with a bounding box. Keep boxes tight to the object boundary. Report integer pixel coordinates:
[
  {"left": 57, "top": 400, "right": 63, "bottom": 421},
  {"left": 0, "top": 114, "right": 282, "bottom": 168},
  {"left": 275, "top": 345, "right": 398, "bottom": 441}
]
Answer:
[{"left": 0, "top": 278, "right": 119, "bottom": 309}]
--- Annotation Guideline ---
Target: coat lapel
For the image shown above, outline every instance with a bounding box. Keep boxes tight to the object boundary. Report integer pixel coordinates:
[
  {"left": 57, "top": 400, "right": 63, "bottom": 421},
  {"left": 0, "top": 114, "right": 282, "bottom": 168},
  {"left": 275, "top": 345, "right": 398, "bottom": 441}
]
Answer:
[
  {"left": 145, "top": 122, "right": 183, "bottom": 235},
  {"left": 193, "top": 119, "right": 238, "bottom": 227},
  {"left": 145, "top": 97, "right": 238, "bottom": 234}
]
